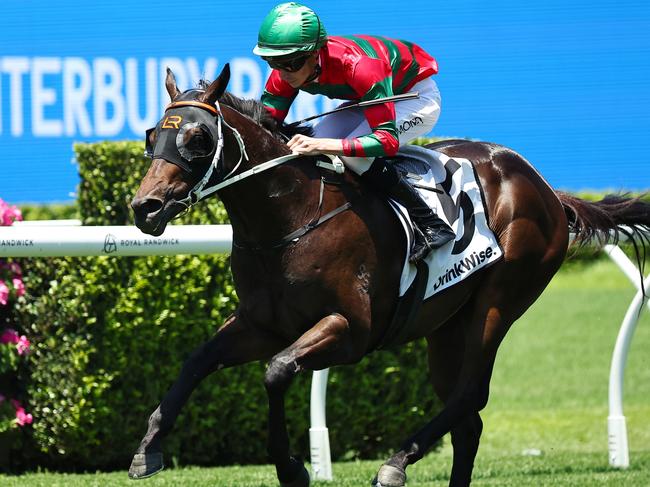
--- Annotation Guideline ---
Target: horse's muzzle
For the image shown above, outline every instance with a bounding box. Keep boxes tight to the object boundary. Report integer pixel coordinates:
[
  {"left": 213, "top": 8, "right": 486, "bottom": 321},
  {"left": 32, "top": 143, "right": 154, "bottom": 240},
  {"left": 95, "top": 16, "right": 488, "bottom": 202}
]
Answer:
[{"left": 132, "top": 196, "right": 171, "bottom": 236}]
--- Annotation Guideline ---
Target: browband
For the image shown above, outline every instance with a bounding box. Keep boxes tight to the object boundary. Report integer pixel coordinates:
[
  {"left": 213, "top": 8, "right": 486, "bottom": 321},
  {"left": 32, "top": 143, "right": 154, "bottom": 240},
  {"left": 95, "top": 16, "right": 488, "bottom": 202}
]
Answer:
[{"left": 165, "top": 101, "right": 220, "bottom": 116}]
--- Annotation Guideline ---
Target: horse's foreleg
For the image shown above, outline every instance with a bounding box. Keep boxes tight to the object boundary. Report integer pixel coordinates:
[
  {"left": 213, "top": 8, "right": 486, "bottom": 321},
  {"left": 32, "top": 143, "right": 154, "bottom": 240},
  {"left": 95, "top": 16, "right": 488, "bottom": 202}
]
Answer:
[
  {"left": 129, "top": 314, "right": 285, "bottom": 479},
  {"left": 264, "top": 312, "right": 361, "bottom": 487}
]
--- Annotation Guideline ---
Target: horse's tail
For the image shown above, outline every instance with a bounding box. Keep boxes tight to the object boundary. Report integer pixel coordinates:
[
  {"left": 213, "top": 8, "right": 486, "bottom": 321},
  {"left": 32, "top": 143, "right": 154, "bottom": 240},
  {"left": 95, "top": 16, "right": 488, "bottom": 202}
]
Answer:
[
  {"left": 556, "top": 192, "right": 650, "bottom": 284},
  {"left": 556, "top": 192, "right": 650, "bottom": 247}
]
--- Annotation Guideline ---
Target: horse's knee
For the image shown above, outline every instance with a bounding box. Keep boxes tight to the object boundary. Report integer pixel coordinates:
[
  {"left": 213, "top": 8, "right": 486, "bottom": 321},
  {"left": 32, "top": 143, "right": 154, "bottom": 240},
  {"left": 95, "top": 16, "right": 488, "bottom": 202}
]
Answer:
[
  {"left": 264, "top": 353, "right": 299, "bottom": 395},
  {"left": 452, "top": 413, "right": 483, "bottom": 447},
  {"left": 450, "top": 379, "right": 490, "bottom": 418},
  {"left": 469, "top": 383, "right": 490, "bottom": 413}
]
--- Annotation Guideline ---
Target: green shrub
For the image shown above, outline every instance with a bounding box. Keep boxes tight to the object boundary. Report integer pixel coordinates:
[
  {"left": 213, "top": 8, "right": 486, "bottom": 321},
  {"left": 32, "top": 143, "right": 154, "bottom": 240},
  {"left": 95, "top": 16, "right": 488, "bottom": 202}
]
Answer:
[{"left": 19, "top": 204, "right": 77, "bottom": 222}]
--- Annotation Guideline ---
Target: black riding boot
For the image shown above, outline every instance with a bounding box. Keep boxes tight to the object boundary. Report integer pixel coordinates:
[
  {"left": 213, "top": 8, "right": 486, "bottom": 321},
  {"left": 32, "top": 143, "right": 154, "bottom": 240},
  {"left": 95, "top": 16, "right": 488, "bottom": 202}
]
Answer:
[{"left": 362, "top": 158, "right": 455, "bottom": 263}]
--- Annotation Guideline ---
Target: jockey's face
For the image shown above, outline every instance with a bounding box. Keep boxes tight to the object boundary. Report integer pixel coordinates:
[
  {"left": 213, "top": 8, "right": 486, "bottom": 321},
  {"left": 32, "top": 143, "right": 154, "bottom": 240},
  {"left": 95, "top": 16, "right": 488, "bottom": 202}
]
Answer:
[{"left": 276, "top": 51, "right": 320, "bottom": 88}]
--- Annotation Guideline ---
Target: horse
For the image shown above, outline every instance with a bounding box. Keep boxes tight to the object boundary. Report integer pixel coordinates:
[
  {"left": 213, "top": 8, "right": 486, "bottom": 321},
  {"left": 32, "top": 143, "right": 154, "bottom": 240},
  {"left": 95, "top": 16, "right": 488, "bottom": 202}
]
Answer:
[{"left": 129, "top": 64, "right": 650, "bottom": 487}]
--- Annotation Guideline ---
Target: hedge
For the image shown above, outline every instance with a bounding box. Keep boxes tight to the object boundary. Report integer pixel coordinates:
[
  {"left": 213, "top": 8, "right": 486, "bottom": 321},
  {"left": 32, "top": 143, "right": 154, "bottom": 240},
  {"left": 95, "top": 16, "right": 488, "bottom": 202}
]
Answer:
[{"left": 7, "top": 141, "right": 440, "bottom": 472}]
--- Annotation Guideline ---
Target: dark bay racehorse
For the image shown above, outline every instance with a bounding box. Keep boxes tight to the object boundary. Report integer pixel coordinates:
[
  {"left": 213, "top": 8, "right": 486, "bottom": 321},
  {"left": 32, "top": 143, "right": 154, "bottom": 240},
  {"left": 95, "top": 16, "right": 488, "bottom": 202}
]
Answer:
[{"left": 130, "top": 65, "right": 650, "bottom": 487}]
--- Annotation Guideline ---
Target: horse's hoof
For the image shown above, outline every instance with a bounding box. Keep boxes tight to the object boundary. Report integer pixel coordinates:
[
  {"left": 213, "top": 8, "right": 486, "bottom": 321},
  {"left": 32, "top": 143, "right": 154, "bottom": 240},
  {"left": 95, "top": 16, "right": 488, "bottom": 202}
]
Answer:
[
  {"left": 279, "top": 461, "right": 310, "bottom": 487},
  {"left": 128, "top": 452, "right": 164, "bottom": 479},
  {"left": 371, "top": 464, "right": 407, "bottom": 487}
]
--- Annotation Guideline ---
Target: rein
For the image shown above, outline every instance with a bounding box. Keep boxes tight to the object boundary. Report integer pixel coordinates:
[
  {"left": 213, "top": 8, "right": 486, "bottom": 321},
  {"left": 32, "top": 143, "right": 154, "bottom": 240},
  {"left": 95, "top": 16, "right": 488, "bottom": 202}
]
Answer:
[{"left": 156, "top": 98, "right": 351, "bottom": 251}]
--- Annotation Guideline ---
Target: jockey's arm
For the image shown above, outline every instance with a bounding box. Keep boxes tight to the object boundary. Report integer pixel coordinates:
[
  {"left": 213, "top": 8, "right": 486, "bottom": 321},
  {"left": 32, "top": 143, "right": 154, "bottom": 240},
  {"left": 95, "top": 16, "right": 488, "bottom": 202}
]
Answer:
[
  {"left": 261, "top": 59, "right": 400, "bottom": 157},
  {"left": 291, "top": 56, "right": 400, "bottom": 157},
  {"left": 286, "top": 98, "right": 400, "bottom": 157}
]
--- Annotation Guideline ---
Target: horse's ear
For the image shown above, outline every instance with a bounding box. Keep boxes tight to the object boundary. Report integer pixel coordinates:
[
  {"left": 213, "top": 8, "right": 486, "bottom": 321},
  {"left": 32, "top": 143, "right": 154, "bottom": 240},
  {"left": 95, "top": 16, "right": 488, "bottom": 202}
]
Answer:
[
  {"left": 165, "top": 67, "right": 180, "bottom": 101},
  {"left": 202, "top": 63, "right": 230, "bottom": 106}
]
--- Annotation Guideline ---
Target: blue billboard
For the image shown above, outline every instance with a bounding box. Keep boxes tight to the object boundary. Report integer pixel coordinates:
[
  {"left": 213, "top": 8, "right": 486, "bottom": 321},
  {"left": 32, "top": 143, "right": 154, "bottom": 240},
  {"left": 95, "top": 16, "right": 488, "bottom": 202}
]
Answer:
[{"left": 1, "top": 0, "right": 648, "bottom": 202}]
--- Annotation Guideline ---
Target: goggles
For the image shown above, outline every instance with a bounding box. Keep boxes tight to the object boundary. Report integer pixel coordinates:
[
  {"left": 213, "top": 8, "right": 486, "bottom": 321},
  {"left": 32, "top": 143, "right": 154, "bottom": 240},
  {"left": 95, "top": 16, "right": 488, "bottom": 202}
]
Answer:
[{"left": 264, "top": 54, "right": 311, "bottom": 73}]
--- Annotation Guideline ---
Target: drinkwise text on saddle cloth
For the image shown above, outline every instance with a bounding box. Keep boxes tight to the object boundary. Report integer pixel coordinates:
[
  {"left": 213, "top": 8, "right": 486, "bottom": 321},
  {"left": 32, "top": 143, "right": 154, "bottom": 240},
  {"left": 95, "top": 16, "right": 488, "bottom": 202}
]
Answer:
[{"left": 433, "top": 246, "right": 495, "bottom": 291}]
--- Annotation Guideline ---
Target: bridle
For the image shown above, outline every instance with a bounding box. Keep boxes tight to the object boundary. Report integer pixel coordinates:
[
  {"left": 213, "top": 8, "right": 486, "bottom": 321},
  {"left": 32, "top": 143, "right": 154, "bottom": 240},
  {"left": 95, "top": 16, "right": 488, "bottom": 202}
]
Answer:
[
  {"left": 146, "top": 96, "right": 348, "bottom": 250},
  {"left": 147, "top": 98, "right": 251, "bottom": 209}
]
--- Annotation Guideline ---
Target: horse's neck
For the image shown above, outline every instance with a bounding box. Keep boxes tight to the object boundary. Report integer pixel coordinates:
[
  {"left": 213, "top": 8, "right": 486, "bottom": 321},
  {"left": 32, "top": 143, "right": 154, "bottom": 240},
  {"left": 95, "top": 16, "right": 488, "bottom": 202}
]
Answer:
[
  {"left": 221, "top": 163, "right": 321, "bottom": 247},
  {"left": 218, "top": 113, "right": 320, "bottom": 247}
]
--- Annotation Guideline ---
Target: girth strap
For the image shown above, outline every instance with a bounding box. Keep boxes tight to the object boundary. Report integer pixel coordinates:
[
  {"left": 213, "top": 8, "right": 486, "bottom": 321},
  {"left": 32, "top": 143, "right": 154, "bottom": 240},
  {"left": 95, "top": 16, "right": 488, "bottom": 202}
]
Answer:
[{"left": 375, "top": 260, "right": 429, "bottom": 350}]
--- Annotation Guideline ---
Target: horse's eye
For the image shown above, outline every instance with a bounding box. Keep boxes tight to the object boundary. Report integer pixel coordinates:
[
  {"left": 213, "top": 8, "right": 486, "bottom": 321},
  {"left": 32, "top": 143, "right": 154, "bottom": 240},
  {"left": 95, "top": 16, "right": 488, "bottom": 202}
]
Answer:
[
  {"left": 177, "top": 124, "right": 214, "bottom": 161},
  {"left": 186, "top": 130, "right": 210, "bottom": 152}
]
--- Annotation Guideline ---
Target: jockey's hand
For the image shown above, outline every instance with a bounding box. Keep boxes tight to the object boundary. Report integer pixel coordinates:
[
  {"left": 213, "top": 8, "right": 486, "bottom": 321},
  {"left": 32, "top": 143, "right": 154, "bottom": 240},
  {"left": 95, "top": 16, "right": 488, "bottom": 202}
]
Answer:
[{"left": 287, "top": 135, "right": 344, "bottom": 156}]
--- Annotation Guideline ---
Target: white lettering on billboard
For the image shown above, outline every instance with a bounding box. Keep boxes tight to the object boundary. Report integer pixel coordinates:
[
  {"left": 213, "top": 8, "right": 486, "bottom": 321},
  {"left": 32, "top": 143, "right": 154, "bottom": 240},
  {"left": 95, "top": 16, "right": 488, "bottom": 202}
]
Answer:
[
  {"left": 230, "top": 57, "right": 262, "bottom": 100},
  {"left": 0, "top": 56, "right": 333, "bottom": 138},
  {"left": 93, "top": 58, "right": 125, "bottom": 136},
  {"left": 126, "top": 58, "right": 158, "bottom": 134},
  {"left": 63, "top": 57, "right": 92, "bottom": 136},
  {"left": 3, "top": 56, "right": 29, "bottom": 136},
  {"left": 32, "top": 57, "right": 63, "bottom": 137},
  {"left": 185, "top": 57, "right": 219, "bottom": 87}
]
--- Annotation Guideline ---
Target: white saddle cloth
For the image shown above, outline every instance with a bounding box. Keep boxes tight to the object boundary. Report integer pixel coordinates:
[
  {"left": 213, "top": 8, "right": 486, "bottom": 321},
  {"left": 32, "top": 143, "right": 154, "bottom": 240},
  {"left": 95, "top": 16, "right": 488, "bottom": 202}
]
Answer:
[{"left": 389, "top": 145, "right": 503, "bottom": 298}]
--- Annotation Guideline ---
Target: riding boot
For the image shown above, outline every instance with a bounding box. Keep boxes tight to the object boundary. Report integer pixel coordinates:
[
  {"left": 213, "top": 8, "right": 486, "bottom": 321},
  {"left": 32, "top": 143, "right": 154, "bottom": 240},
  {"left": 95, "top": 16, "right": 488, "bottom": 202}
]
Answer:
[{"left": 362, "top": 158, "right": 455, "bottom": 263}]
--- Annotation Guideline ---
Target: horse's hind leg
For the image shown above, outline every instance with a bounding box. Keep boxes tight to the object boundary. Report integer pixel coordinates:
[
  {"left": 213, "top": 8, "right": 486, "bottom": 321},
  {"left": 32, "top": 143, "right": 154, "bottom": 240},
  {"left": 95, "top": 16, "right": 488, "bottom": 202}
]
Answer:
[
  {"left": 374, "top": 243, "right": 564, "bottom": 486},
  {"left": 128, "top": 314, "right": 284, "bottom": 479},
  {"left": 426, "top": 319, "right": 495, "bottom": 487},
  {"left": 264, "top": 312, "right": 365, "bottom": 487}
]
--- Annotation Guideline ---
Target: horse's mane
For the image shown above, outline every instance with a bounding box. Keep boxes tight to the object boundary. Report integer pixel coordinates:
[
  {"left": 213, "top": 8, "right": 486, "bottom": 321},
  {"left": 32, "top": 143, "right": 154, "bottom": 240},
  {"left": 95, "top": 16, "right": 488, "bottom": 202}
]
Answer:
[{"left": 197, "top": 80, "right": 313, "bottom": 140}]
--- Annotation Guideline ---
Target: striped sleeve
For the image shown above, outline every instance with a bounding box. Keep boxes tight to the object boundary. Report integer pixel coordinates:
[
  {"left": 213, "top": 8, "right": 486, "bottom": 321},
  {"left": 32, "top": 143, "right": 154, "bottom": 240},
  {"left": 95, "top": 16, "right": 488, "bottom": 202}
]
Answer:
[
  {"left": 342, "top": 56, "right": 400, "bottom": 157},
  {"left": 260, "top": 70, "right": 298, "bottom": 122}
]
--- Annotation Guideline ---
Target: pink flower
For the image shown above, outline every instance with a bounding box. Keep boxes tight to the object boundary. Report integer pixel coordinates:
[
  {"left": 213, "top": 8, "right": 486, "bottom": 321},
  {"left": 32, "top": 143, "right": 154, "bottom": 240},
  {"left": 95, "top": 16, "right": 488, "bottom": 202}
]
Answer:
[
  {"left": 12, "top": 277, "right": 25, "bottom": 297},
  {"left": 0, "top": 281, "right": 9, "bottom": 306},
  {"left": 0, "top": 394, "right": 5, "bottom": 403},
  {"left": 0, "top": 202, "right": 22, "bottom": 226},
  {"left": 16, "top": 335, "right": 30, "bottom": 355},
  {"left": 15, "top": 407, "right": 33, "bottom": 426},
  {"left": 10, "top": 399, "right": 33, "bottom": 426},
  {"left": 0, "top": 328, "right": 19, "bottom": 344},
  {"left": 11, "top": 206, "right": 22, "bottom": 223}
]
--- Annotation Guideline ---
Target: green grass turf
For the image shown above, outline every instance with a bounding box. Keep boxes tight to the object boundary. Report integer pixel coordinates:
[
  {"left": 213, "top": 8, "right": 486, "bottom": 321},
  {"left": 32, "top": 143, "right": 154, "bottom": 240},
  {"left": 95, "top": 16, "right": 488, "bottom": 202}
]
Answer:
[{"left": 2, "top": 258, "right": 649, "bottom": 486}]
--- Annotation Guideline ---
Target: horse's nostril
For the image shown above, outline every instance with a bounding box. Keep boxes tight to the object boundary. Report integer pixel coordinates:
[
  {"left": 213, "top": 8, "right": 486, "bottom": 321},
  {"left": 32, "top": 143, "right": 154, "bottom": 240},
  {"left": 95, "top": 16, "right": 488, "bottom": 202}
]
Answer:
[{"left": 133, "top": 197, "right": 164, "bottom": 216}]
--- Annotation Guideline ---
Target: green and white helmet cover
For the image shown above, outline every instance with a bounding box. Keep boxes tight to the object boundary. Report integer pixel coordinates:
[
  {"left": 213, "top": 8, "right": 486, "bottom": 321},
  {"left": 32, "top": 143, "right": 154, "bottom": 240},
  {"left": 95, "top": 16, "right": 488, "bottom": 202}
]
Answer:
[{"left": 253, "top": 2, "right": 327, "bottom": 58}]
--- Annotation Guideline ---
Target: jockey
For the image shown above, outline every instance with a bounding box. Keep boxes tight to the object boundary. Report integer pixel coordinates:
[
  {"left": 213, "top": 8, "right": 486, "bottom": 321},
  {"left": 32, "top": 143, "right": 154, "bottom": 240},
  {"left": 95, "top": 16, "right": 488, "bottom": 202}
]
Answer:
[{"left": 253, "top": 2, "right": 455, "bottom": 263}]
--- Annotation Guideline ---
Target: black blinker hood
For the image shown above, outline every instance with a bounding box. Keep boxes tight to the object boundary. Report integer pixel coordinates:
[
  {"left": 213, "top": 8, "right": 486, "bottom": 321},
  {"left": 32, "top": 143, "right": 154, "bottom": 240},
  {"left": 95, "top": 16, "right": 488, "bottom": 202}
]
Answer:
[{"left": 147, "top": 104, "right": 220, "bottom": 174}]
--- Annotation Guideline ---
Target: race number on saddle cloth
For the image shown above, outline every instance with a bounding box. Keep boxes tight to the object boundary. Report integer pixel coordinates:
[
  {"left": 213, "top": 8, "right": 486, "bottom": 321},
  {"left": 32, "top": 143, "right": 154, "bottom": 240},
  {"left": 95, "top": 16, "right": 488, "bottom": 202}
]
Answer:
[{"left": 390, "top": 145, "right": 503, "bottom": 298}]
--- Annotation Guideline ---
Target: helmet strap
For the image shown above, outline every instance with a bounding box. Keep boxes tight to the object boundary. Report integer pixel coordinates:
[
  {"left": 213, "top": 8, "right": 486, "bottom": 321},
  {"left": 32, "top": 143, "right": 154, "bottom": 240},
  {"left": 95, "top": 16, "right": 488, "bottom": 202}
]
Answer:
[{"left": 304, "top": 63, "right": 321, "bottom": 85}]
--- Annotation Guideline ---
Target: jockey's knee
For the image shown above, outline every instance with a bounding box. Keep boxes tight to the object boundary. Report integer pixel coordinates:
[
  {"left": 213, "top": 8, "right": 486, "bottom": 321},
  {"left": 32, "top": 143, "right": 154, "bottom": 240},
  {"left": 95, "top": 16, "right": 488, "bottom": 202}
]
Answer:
[{"left": 360, "top": 157, "right": 400, "bottom": 191}]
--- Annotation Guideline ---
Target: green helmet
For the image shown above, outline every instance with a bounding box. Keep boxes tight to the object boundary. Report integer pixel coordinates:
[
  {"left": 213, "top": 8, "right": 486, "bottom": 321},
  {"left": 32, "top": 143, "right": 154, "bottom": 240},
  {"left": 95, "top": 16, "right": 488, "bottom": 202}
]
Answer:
[{"left": 253, "top": 2, "right": 327, "bottom": 58}]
